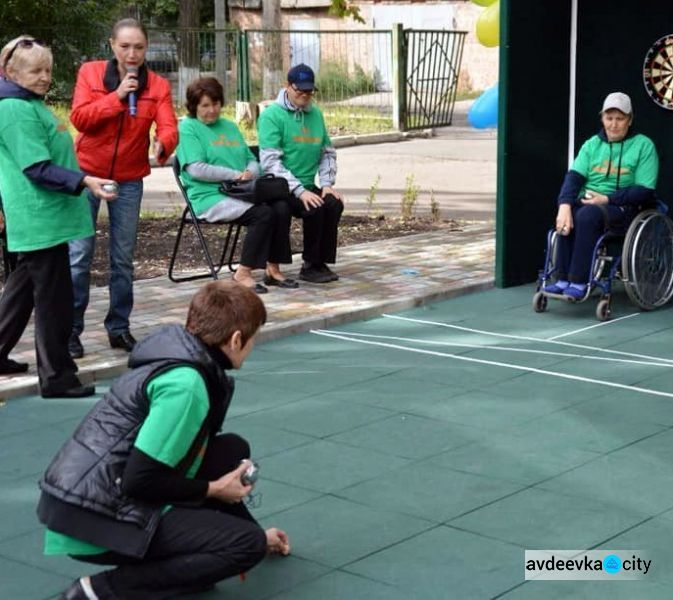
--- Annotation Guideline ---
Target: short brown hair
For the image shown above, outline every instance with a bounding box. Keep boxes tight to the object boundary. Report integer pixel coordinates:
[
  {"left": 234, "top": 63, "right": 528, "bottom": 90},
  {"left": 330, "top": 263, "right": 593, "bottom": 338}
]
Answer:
[
  {"left": 186, "top": 281, "right": 266, "bottom": 347},
  {"left": 186, "top": 77, "right": 224, "bottom": 117}
]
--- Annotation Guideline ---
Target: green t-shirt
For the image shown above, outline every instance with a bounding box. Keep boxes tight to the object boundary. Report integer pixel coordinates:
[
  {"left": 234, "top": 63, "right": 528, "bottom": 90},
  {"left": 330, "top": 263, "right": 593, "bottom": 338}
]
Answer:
[
  {"left": 176, "top": 116, "right": 256, "bottom": 215},
  {"left": 44, "top": 366, "right": 210, "bottom": 556},
  {"left": 0, "top": 98, "right": 93, "bottom": 251},
  {"left": 257, "top": 103, "right": 331, "bottom": 188},
  {"left": 571, "top": 133, "right": 658, "bottom": 197}
]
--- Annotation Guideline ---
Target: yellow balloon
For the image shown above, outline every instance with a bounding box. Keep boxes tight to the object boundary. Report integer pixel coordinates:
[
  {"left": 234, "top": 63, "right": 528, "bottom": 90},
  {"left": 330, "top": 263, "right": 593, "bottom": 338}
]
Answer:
[
  {"left": 472, "top": 0, "right": 496, "bottom": 6},
  {"left": 476, "top": 0, "right": 499, "bottom": 48}
]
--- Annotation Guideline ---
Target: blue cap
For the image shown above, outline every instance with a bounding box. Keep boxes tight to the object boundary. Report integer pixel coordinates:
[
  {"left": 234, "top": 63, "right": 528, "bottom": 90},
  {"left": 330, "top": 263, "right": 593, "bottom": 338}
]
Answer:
[{"left": 287, "top": 63, "right": 316, "bottom": 91}]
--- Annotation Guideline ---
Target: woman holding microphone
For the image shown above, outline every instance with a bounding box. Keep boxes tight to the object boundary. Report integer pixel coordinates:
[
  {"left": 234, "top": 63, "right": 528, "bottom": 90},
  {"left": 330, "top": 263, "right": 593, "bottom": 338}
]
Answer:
[{"left": 68, "top": 18, "right": 178, "bottom": 358}]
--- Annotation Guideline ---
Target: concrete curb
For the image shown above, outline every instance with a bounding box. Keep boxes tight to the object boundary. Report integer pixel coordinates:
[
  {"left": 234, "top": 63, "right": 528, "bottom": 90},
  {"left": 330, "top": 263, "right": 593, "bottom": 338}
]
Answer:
[{"left": 0, "top": 278, "right": 492, "bottom": 402}]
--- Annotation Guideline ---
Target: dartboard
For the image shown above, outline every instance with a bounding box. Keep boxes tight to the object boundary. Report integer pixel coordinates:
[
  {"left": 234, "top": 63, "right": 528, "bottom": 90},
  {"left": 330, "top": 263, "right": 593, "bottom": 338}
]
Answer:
[{"left": 643, "top": 35, "right": 673, "bottom": 110}]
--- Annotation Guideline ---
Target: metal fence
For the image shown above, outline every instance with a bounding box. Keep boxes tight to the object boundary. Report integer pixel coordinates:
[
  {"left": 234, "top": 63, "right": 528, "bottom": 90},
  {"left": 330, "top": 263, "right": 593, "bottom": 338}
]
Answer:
[
  {"left": 144, "top": 28, "right": 239, "bottom": 107},
  {"left": 403, "top": 30, "right": 467, "bottom": 130},
  {"left": 239, "top": 29, "right": 393, "bottom": 122},
  {"left": 1, "top": 25, "right": 464, "bottom": 131}
]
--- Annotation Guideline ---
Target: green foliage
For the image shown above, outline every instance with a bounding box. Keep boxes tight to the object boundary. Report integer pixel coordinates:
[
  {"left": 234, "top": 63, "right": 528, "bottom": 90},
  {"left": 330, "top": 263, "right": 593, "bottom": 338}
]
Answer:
[
  {"left": 0, "top": 1, "right": 117, "bottom": 101},
  {"left": 127, "top": 0, "right": 214, "bottom": 27},
  {"left": 430, "top": 189, "right": 441, "bottom": 222},
  {"left": 401, "top": 174, "right": 420, "bottom": 221},
  {"left": 328, "top": 0, "right": 365, "bottom": 24},
  {"left": 315, "top": 62, "right": 376, "bottom": 101},
  {"left": 365, "top": 175, "right": 382, "bottom": 218}
]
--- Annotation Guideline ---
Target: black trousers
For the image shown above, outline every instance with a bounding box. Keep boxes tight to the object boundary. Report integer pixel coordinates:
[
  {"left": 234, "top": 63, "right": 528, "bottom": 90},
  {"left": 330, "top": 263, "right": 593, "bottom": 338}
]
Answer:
[
  {"left": 78, "top": 434, "right": 267, "bottom": 600},
  {"left": 0, "top": 243, "right": 81, "bottom": 392},
  {"left": 287, "top": 190, "right": 343, "bottom": 264},
  {"left": 235, "top": 201, "right": 292, "bottom": 269}
]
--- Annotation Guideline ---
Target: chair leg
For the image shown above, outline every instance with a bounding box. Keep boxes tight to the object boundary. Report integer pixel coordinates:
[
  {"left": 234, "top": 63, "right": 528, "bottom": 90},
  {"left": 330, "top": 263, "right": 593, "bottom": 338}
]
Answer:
[
  {"left": 168, "top": 208, "right": 219, "bottom": 283},
  {"left": 228, "top": 224, "right": 242, "bottom": 272},
  {"left": 215, "top": 223, "right": 236, "bottom": 275}
]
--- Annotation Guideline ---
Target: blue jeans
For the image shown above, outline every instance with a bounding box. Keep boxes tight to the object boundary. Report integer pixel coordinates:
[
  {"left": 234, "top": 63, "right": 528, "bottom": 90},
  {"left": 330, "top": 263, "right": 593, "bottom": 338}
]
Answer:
[{"left": 69, "top": 181, "right": 143, "bottom": 336}]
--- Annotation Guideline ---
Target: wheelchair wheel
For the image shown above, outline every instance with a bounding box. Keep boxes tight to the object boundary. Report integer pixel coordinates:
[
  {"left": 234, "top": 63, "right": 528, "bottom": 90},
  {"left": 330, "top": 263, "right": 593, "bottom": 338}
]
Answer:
[
  {"left": 596, "top": 298, "right": 611, "bottom": 321},
  {"left": 532, "top": 291, "right": 547, "bottom": 313},
  {"left": 622, "top": 210, "right": 673, "bottom": 310}
]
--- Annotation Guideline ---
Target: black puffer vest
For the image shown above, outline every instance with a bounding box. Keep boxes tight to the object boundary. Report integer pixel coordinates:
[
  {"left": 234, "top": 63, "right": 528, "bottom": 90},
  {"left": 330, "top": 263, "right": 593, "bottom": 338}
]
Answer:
[{"left": 37, "top": 325, "right": 234, "bottom": 558}]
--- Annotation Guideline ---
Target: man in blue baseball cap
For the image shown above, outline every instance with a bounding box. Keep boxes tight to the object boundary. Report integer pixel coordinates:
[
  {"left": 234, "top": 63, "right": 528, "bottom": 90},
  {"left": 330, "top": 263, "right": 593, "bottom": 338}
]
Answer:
[
  {"left": 258, "top": 63, "right": 344, "bottom": 284},
  {"left": 287, "top": 63, "right": 318, "bottom": 92}
]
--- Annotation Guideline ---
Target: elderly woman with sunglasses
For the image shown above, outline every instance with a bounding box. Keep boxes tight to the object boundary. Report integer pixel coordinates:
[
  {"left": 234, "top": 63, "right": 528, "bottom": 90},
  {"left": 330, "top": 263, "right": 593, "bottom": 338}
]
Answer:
[{"left": 0, "top": 36, "right": 116, "bottom": 397}]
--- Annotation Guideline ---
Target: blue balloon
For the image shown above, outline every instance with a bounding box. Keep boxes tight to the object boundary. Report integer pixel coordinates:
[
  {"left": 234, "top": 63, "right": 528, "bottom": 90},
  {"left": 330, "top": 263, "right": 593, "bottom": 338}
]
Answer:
[{"left": 468, "top": 84, "right": 499, "bottom": 129}]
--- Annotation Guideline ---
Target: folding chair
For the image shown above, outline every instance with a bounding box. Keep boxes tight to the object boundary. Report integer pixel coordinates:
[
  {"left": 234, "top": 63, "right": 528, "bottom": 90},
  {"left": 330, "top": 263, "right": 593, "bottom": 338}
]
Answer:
[{"left": 168, "top": 157, "right": 242, "bottom": 283}]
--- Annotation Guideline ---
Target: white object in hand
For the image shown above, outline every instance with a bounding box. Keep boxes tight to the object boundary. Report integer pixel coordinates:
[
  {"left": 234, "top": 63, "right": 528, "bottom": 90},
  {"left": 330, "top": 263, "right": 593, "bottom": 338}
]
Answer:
[{"left": 584, "top": 192, "right": 593, "bottom": 199}]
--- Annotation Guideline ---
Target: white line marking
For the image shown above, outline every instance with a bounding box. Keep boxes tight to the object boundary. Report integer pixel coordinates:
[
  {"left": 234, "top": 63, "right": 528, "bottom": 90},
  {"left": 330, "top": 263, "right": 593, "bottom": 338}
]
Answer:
[
  {"left": 315, "top": 330, "right": 673, "bottom": 368},
  {"left": 311, "top": 330, "right": 673, "bottom": 400},
  {"left": 548, "top": 313, "right": 640, "bottom": 340},
  {"left": 382, "top": 314, "right": 673, "bottom": 365}
]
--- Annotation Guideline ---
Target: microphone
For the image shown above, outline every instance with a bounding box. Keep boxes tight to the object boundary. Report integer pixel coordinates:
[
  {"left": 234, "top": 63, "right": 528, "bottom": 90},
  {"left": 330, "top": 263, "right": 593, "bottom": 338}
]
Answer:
[{"left": 126, "top": 65, "right": 138, "bottom": 117}]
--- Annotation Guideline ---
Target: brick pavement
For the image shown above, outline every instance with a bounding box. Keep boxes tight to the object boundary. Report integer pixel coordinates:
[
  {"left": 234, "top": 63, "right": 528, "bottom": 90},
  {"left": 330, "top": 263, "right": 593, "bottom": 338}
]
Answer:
[{"left": 0, "top": 224, "right": 494, "bottom": 400}]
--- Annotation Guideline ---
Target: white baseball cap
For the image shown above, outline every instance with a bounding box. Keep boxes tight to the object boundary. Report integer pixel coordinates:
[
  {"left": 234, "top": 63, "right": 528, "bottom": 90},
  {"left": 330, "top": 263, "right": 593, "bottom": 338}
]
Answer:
[{"left": 601, "top": 92, "right": 632, "bottom": 115}]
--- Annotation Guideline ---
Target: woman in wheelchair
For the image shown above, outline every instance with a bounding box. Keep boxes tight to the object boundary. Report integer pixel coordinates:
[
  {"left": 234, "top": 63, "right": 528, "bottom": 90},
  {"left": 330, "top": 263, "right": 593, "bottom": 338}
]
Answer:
[
  {"left": 176, "top": 77, "right": 296, "bottom": 294},
  {"left": 544, "top": 92, "right": 658, "bottom": 300}
]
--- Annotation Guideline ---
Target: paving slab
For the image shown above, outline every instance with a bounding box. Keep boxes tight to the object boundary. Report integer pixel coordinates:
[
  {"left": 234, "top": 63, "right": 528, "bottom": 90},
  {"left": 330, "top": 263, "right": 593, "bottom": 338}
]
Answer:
[{"left": 0, "top": 224, "right": 494, "bottom": 400}]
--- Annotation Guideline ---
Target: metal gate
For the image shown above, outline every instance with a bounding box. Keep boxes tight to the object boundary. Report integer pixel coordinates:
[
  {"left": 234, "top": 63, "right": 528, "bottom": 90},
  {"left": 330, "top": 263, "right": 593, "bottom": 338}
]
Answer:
[{"left": 403, "top": 30, "right": 467, "bottom": 130}]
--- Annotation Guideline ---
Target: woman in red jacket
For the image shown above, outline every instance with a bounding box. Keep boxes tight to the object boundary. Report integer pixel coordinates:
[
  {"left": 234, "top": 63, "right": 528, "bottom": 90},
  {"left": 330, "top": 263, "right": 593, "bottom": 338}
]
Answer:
[{"left": 68, "top": 18, "right": 178, "bottom": 359}]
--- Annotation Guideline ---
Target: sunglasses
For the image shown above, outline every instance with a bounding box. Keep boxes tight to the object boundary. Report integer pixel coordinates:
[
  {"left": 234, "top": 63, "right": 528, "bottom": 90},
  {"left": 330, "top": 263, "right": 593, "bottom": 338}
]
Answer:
[
  {"left": 5, "top": 38, "right": 46, "bottom": 64},
  {"left": 291, "top": 85, "right": 315, "bottom": 96}
]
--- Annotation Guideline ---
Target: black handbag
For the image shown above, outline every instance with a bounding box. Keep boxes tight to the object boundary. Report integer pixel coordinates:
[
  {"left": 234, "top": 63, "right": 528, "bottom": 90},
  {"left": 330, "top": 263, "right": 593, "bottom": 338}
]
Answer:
[{"left": 219, "top": 174, "right": 289, "bottom": 204}]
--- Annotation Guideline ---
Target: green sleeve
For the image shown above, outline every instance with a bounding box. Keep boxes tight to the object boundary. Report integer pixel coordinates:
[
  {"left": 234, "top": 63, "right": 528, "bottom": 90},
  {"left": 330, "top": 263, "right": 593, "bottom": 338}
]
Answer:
[
  {"left": 570, "top": 138, "right": 593, "bottom": 177},
  {"left": 176, "top": 120, "right": 207, "bottom": 168},
  {"left": 0, "top": 103, "right": 52, "bottom": 170},
  {"left": 634, "top": 138, "right": 658, "bottom": 189},
  {"left": 135, "top": 366, "right": 209, "bottom": 467},
  {"left": 258, "top": 110, "right": 283, "bottom": 150}
]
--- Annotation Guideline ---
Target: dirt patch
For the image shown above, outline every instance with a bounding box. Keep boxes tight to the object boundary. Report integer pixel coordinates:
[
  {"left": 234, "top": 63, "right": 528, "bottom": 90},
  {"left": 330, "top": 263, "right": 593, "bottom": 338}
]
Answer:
[{"left": 89, "top": 214, "right": 463, "bottom": 285}]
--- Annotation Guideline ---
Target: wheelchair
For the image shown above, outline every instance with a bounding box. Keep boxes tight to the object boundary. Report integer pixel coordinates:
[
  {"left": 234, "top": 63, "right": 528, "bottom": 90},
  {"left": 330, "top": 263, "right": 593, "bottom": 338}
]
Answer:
[{"left": 533, "top": 206, "right": 673, "bottom": 321}]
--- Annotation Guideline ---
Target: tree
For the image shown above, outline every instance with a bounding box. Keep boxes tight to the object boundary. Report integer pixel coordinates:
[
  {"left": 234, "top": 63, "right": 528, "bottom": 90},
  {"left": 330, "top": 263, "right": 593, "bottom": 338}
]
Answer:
[
  {"left": 177, "top": 0, "right": 201, "bottom": 101},
  {"left": 0, "top": 0, "right": 120, "bottom": 98},
  {"left": 328, "top": 0, "right": 364, "bottom": 24},
  {"left": 262, "top": 0, "right": 283, "bottom": 99}
]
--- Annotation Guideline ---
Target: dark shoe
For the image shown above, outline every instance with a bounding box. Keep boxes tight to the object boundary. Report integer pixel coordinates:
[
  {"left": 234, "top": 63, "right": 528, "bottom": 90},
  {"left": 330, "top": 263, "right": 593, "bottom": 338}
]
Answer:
[
  {"left": 42, "top": 385, "right": 96, "bottom": 399},
  {"left": 319, "top": 264, "right": 339, "bottom": 281},
  {"left": 60, "top": 578, "right": 89, "bottom": 600},
  {"left": 263, "top": 275, "right": 299, "bottom": 289},
  {"left": 68, "top": 333, "right": 84, "bottom": 359},
  {"left": 299, "top": 265, "right": 333, "bottom": 284},
  {"left": 0, "top": 357, "right": 29, "bottom": 375},
  {"left": 109, "top": 331, "right": 137, "bottom": 352}
]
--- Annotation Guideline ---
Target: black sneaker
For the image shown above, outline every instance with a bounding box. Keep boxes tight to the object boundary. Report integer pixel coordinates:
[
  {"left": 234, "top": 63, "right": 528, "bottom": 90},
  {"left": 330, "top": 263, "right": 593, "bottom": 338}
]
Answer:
[
  {"left": 299, "top": 265, "right": 333, "bottom": 284},
  {"left": 319, "top": 264, "right": 339, "bottom": 281},
  {"left": 0, "top": 357, "right": 29, "bottom": 375},
  {"left": 68, "top": 333, "right": 84, "bottom": 359},
  {"left": 42, "top": 384, "right": 96, "bottom": 399},
  {"left": 108, "top": 331, "right": 137, "bottom": 352}
]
